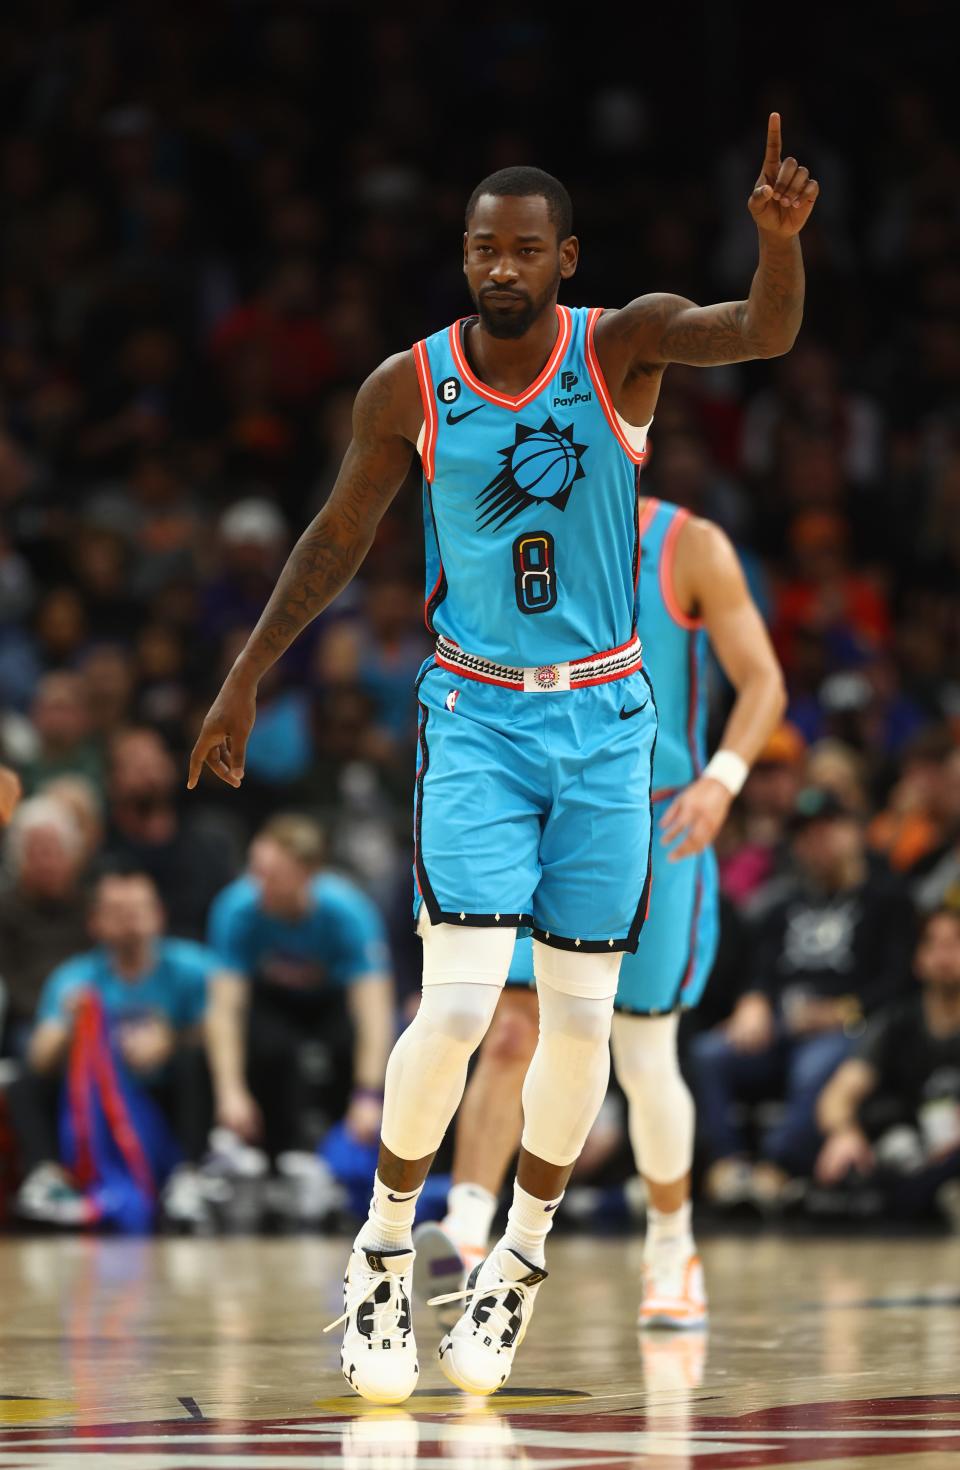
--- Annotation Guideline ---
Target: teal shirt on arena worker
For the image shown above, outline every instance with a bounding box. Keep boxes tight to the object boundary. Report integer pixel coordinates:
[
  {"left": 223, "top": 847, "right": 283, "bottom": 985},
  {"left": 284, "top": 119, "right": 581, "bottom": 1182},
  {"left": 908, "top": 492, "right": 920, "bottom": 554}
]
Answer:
[
  {"left": 207, "top": 874, "right": 389, "bottom": 993},
  {"left": 36, "top": 939, "right": 214, "bottom": 1029}
]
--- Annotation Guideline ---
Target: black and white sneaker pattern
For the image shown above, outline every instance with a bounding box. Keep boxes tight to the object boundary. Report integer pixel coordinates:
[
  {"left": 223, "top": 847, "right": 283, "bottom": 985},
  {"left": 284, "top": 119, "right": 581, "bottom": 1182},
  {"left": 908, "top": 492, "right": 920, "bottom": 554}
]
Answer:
[
  {"left": 324, "top": 1245, "right": 419, "bottom": 1405},
  {"left": 433, "top": 1246, "right": 547, "bottom": 1395}
]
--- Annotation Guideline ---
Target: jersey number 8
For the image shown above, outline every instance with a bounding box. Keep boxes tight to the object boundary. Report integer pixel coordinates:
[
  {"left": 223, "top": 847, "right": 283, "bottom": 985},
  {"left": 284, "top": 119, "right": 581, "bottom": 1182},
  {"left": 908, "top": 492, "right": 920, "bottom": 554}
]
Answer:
[{"left": 513, "top": 532, "right": 557, "bottom": 615}]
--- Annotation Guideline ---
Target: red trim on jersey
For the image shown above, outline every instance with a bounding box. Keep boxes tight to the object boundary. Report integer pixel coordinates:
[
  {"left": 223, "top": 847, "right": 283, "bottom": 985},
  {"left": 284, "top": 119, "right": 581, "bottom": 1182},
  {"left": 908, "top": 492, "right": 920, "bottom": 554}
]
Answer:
[
  {"left": 660, "top": 507, "right": 703, "bottom": 630},
  {"left": 651, "top": 785, "right": 681, "bottom": 804},
  {"left": 448, "top": 305, "right": 571, "bottom": 410},
  {"left": 636, "top": 496, "right": 659, "bottom": 544},
  {"left": 434, "top": 634, "right": 644, "bottom": 692},
  {"left": 413, "top": 339, "right": 438, "bottom": 482},
  {"left": 585, "top": 307, "right": 650, "bottom": 465}
]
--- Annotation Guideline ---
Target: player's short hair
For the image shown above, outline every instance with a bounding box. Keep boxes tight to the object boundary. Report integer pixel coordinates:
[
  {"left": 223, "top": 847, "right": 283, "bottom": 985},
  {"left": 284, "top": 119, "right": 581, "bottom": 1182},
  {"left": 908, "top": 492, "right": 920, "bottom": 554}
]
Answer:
[
  {"left": 465, "top": 166, "right": 573, "bottom": 241},
  {"left": 258, "top": 813, "right": 326, "bottom": 870}
]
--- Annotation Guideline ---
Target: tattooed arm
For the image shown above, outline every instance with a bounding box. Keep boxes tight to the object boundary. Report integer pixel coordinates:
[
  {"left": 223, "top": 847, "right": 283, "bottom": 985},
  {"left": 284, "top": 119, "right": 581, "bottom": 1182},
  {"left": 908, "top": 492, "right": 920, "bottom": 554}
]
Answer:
[
  {"left": 188, "top": 352, "right": 419, "bottom": 789},
  {"left": 595, "top": 113, "right": 818, "bottom": 394}
]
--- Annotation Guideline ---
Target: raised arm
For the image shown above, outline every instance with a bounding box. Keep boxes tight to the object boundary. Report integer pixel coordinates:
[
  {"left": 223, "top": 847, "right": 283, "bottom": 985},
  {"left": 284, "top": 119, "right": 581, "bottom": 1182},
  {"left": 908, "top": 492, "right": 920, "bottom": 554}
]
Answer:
[
  {"left": 660, "top": 517, "right": 786, "bottom": 860},
  {"left": 596, "top": 114, "right": 818, "bottom": 388},
  {"left": 188, "top": 352, "right": 420, "bottom": 790}
]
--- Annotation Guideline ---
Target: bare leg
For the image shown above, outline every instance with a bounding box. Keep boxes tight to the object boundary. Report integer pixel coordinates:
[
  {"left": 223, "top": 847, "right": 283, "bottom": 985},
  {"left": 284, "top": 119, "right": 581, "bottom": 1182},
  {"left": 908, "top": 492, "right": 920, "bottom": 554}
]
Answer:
[
  {"left": 645, "top": 1172, "right": 690, "bottom": 1214},
  {"left": 376, "top": 1144, "right": 437, "bottom": 1194}
]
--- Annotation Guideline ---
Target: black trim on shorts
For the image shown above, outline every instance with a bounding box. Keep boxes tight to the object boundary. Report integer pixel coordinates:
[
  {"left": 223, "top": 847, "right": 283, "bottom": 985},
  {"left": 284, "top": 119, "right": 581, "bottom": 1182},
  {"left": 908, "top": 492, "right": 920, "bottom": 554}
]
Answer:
[
  {"left": 624, "top": 666, "right": 658, "bottom": 952},
  {"left": 613, "top": 998, "right": 686, "bottom": 1017},
  {"left": 414, "top": 701, "right": 442, "bottom": 924},
  {"left": 414, "top": 693, "right": 534, "bottom": 932},
  {"left": 432, "top": 910, "right": 535, "bottom": 929}
]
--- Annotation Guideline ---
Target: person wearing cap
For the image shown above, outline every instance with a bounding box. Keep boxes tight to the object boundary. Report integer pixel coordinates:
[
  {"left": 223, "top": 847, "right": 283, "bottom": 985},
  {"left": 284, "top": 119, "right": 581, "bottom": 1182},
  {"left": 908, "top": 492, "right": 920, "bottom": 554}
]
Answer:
[{"left": 691, "top": 784, "right": 915, "bottom": 1209}]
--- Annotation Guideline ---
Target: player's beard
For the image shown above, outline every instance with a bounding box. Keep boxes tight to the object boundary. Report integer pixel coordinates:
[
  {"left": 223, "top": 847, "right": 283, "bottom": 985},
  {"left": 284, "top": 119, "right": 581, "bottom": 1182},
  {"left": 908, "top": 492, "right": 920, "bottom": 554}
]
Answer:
[{"left": 473, "top": 272, "right": 561, "bottom": 340}]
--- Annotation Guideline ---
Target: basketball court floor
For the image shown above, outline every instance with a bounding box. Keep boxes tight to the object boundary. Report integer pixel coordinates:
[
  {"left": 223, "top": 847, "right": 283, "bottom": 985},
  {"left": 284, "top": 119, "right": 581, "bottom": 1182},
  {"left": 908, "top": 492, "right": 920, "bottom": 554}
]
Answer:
[{"left": 2, "top": 1232, "right": 959, "bottom": 1467}]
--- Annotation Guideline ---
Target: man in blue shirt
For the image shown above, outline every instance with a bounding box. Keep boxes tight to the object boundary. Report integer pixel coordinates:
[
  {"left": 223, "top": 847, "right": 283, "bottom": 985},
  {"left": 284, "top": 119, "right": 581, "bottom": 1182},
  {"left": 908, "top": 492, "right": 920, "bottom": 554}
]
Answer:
[
  {"left": 205, "top": 814, "right": 394, "bottom": 1160},
  {"left": 7, "top": 870, "right": 226, "bottom": 1225}
]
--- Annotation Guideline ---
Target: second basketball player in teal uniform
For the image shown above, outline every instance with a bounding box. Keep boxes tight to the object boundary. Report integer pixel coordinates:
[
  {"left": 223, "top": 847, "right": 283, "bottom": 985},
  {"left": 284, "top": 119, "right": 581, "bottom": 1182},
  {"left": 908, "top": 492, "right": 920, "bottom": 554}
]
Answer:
[
  {"left": 189, "top": 113, "right": 818, "bottom": 1402},
  {"left": 414, "top": 497, "right": 785, "bottom": 1332}
]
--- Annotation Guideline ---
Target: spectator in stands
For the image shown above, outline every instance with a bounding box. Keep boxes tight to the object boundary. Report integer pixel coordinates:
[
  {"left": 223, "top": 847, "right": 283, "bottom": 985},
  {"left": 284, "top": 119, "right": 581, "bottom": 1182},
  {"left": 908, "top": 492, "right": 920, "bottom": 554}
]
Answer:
[
  {"left": 691, "top": 786, "right": 914, "bottom": 1207},
  {"left": 101, "top": 728, "right": 239, "bottom": 938},
  {"left": 909, "top": 747, "right": 960, "bottom": 914},
  {"left": 717, "top": 721, "right": 806, "bottom": 905},
  {"left": 205, "top": 815, "right": 394, "bottom": 1161},
  {"left": 0, "top": 796, "right": 89, "bottom": 1056},
  {"left": 19, "top": 672, "right": 105, "bottom": 797},
  {"left": 815, "top": 906, "right": 960, "bottom": 1227},
  {"left": 0, "top": 765, "right": 21, "bottom": 824},
  {"left": 6, "top": 871, "right": 222, "bottom": 1225}
]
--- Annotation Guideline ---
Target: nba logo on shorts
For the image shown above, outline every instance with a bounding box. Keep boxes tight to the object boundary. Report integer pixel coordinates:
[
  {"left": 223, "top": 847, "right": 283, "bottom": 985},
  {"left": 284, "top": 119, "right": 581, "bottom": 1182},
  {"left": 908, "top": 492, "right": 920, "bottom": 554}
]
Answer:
[{"left": 445, "top": 689, "right": 460, "bottom": 713}]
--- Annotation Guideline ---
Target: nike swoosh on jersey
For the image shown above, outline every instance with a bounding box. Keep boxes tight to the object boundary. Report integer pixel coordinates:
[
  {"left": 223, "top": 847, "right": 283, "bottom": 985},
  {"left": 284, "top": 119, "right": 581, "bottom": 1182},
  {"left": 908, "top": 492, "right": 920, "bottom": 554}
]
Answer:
[
  {"left": 619, "top": 702, "right": 648, "bottom": 720},
  {"left": 446, "top": 405, "right": 484, "bottom": 425}
]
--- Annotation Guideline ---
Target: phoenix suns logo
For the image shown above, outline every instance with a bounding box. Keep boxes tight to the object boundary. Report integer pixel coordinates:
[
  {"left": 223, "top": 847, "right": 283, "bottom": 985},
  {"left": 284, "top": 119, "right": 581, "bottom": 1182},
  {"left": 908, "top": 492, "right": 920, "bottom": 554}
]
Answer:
[{"left": 477, "top": 416, "right": 588, "bottom": 531}]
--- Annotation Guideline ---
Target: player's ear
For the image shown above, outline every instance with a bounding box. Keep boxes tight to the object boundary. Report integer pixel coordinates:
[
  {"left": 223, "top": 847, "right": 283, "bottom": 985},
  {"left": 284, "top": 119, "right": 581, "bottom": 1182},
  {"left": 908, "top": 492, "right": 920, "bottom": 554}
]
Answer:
[
  {"left": 463, "top": 231, "right": 469, "bottom": 271},
  {"left": 559, "top": 235, "right": 579, "bottom": 280}
]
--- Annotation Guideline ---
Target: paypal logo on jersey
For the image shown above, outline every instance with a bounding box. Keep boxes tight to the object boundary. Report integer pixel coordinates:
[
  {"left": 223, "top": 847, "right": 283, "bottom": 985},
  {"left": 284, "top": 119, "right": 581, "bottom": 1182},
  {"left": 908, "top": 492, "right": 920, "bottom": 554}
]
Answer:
[
  {"left": 476, "top": 416, "right": 589, "bottom": 531},
  {"left": 553, "top": 369, "right": 593, "bottom": 410}
]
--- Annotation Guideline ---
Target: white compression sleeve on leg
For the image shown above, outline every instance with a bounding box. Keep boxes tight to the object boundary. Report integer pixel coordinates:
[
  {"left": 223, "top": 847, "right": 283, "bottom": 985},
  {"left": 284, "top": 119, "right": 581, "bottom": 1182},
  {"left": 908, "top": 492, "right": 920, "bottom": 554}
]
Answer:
[
  {"left": 610, "top": 1011, "right": 695, "bottom": 1183},
  {"left": 380, "top": 917, "right": 513, "bottom": 1161},
  {"left": 519, "top": 944, "right": 620, "bottom": 1168},
  {"left": 380, "top": 981, "right": 502, "bottom": 1160}
]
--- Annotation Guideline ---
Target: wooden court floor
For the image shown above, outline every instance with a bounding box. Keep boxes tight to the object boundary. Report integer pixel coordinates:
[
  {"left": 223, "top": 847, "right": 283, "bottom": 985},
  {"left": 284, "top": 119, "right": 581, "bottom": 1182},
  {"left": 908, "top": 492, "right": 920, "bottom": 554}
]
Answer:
[{"left": 1, "top": 1232, "right": 959, "bottom": 1467}]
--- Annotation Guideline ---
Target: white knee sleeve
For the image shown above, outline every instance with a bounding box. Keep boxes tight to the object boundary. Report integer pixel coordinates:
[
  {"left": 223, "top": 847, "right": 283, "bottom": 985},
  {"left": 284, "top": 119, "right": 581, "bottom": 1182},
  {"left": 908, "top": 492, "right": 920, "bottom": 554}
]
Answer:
[
  {"left": 610, "top": 1012, "right": 695, "bottom": 1183},
  {"left": 532, "top": 938, "right": 622, "bottom": 999},
  {"left": 418, "top": 910, "right": 517, "bottom": 986},
  {"left": 520, "top": 971, "right": 616, "bottom": 1168},
  {"left": 381, "top": 981, "right": 502, "bottom": 1160},
  {"left": 381, "top": 918, "right": 511, "bottom": 1160}
]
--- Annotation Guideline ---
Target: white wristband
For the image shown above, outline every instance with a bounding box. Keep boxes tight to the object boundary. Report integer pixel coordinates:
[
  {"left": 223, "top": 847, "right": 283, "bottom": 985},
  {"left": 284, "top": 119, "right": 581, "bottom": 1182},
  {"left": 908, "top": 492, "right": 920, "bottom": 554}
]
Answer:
[{"left": 703, "top": 749, "right": 749, "bottom": 797}]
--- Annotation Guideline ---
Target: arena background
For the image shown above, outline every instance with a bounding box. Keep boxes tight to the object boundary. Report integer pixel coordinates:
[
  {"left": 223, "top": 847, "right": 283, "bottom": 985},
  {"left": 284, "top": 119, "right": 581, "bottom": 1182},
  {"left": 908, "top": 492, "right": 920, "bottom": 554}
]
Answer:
[{"left": 1, "top": 0, "right": 959, "bottom": 1230}]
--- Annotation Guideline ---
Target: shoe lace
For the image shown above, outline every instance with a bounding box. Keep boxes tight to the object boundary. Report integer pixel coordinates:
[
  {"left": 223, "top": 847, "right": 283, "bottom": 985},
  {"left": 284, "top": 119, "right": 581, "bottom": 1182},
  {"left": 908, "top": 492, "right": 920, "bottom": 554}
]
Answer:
[
  {"left": 428, "top": 1276, "right": 530, "bottom": 1344},
  {"left": 323, "top": 1269, "right": 409, "bottom": 1340}
]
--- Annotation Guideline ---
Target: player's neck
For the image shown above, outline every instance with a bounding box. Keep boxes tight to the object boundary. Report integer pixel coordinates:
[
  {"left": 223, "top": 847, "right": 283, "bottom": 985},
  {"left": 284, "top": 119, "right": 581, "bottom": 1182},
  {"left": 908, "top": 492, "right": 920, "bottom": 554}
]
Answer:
[{"left": 464, "top": 305, "right": 560, "bottom": 396}]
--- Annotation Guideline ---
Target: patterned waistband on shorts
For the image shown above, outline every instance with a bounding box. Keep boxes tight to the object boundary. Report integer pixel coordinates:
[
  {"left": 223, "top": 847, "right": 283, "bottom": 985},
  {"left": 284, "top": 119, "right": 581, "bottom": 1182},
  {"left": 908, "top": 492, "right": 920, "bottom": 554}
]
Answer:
[{"left": 434, "top": 634, "right": 644, "bottom": 692}]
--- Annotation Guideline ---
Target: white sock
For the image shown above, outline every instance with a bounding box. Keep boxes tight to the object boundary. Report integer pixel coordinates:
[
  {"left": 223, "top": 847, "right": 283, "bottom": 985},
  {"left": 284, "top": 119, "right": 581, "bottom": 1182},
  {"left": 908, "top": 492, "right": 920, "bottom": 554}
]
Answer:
[
  {"left": 496, "top": 1180, "right": 563, "bottom": 1268},
  {"left": 444, "top": 1182, "right": 498, "bottom": 1250},
  {"left": 356, "top": 1172, "right": 423, "bottom": 1253},
  {"left": 645, "top": 1200, "right": 694, "bottom": 1260}
]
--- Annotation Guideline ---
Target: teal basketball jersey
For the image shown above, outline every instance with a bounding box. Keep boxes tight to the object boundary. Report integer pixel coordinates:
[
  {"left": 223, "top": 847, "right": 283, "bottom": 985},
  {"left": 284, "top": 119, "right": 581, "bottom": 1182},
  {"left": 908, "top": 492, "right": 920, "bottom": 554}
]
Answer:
[
  {"left": 413, "top": 305, "right": 649, "bottom": 668},
  {"left": 636, "top": 498, "right": 710, "bottom": 796}
]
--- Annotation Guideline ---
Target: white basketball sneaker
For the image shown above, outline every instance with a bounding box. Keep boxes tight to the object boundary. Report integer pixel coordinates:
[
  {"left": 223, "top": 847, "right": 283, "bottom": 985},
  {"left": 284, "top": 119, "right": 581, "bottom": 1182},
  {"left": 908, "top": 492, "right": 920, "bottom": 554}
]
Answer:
[
  {"left": 324, "top": 1245, "right": 419, "bottom": 1404},
  {"left": 433, "top": 1245, "right": 547, "bottom": 1395},
  {"left": 640, "top": 1245, "right": 708, "bottom": 1331}
]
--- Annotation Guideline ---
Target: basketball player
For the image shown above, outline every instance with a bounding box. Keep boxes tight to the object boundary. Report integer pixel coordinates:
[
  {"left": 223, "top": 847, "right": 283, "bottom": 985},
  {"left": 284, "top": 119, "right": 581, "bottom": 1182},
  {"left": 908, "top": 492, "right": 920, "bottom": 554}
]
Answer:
[
  {"left": 188, "top": 113, "right": 817, "bottom": 1403},
  {"left": 414, "top": 500, "right": 784, "bottom": 1332}
]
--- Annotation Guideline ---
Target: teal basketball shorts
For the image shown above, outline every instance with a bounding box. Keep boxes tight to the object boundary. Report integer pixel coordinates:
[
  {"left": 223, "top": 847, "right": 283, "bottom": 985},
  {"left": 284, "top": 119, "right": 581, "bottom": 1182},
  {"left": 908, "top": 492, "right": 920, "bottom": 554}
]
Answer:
[
  {"left": 505, "top": 803, "right": 720, "bottom": 1011},
  {"left": 412, "top": 654, "right": 657, "bottom": 953}
]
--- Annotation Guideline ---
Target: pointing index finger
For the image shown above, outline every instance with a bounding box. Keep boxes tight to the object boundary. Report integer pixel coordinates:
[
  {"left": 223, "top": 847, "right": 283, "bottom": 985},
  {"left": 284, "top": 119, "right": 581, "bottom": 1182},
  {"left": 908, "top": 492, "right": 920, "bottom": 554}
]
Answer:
[{"left": 764, "top": 111, "right": 782, "bottom": 171}]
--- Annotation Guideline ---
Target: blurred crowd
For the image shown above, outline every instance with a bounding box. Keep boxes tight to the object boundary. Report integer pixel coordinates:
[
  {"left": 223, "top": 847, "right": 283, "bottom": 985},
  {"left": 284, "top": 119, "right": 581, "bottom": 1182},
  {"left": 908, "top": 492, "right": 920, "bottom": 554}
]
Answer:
[{"left": 1, "top": 5, "right": 959, "bottom": 1233}]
